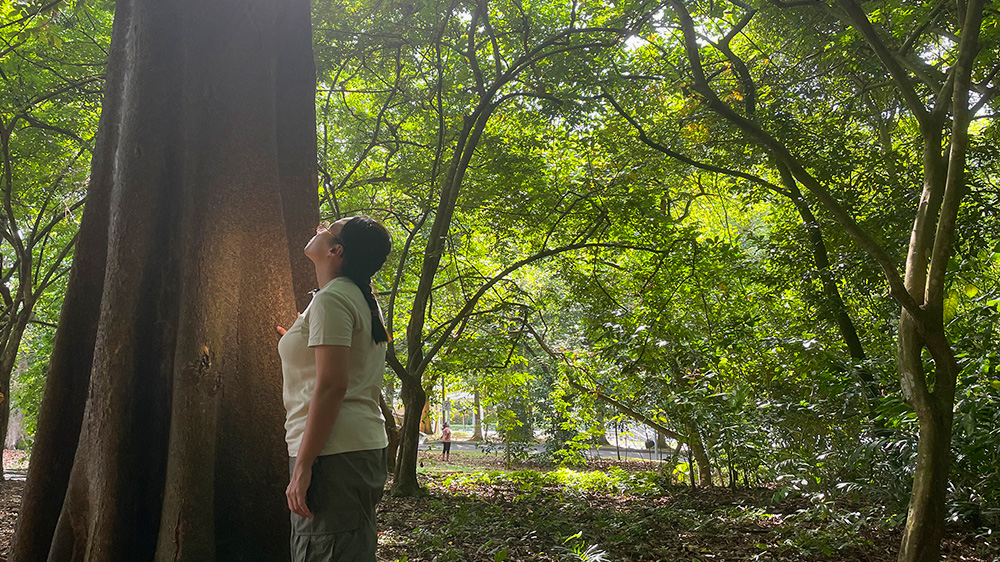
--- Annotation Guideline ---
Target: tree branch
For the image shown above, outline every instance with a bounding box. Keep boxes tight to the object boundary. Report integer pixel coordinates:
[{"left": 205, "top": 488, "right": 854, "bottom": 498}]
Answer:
[
  {"left": 523, "top": 323, "right": 686, "bottom": 442},
  {"left": 415, "top": 241, "right": 675, "bottom": 377},
  {"left": 603, "top": 92, "right": 790, "bottom": 197},
  {"left": 834, "top": 0, "right": 929, "bottom": 125},
  {"left": 925, "top": 0, "right": 984, "bottom": 323},
  {"left": 667, "top": 0, "right": 922, "bottom": 320}
]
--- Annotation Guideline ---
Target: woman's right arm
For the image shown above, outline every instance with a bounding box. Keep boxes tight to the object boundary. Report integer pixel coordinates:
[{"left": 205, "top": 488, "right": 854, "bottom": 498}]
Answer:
[{"left": 285, "top": 344, "right": 351, "bottom": 518}]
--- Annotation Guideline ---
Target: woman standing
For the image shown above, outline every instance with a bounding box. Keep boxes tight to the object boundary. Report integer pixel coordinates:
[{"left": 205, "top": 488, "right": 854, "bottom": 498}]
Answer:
[{"left": 277, "top": 215, "right": 392, "bottom": 561}]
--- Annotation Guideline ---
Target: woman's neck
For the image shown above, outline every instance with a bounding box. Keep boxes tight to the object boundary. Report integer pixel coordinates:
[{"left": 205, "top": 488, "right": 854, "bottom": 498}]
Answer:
[{"left": 314, "top": 266, "right": 342, "bottom": 290}]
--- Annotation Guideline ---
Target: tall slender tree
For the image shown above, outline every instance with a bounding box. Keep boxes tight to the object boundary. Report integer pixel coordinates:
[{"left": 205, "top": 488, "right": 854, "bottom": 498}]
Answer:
[{"left": 654, "top": 1, "right": 996, "bottom": 560}]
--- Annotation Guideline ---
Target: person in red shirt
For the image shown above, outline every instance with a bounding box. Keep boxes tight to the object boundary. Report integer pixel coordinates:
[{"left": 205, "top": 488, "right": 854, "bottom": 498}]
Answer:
[{"left": 441, "top": 423, "right": 452, "bottom": 461}]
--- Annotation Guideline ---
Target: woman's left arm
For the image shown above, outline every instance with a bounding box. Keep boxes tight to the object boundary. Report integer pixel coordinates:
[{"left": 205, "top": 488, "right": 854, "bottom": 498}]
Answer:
[{"left": 286, "top": 344, "right": 350, "bottom": 518}]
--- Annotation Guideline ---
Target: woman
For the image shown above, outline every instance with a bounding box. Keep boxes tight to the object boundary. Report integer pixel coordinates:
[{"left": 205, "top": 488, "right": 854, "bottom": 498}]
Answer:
[{"left": 277, "top": 215, "right": 392, "bottom": 562}]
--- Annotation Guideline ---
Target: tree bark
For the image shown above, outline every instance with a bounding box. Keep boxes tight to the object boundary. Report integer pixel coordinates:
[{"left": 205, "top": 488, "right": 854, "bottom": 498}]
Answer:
[
  {"left": 393, "top": 378, "right": 427, "bottom": 496},
  {"left": 898, "top": 377, "right": 954, "bottom": 562},
  {"left": 419, "top": 396, "right": 433, "bottom": 434},
  {"left": 687, "top": 423, "right": 713, "bottom": 488},
  {"left": 10, "top": 0, "right": 127, "bottom": 552},
  {"left": 12, "top": 0, "right": 317, "bottom": 559},
  {"left": 785, "top": 177, "right": 879, "bottom": 403},
  {"left": 469, "top": 386, "right": 483, "bottom": 441},
  {"left": 380, "top": 393, "right": 399, "bottom": 474}
]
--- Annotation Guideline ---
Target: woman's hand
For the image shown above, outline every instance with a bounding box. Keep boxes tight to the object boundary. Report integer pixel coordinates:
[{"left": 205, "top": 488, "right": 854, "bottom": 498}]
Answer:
[
  {"left": 286, "top": 461, "right": 315, "bottom": 518},
  {"left": 276, "top": 313, "right": 303, "bottom": 336}
]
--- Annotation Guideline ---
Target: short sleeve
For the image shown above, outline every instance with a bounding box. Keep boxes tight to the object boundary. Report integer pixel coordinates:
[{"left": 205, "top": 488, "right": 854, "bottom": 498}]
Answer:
[{"left": 305, "top": 287, "right": 357, "bottom": 347}]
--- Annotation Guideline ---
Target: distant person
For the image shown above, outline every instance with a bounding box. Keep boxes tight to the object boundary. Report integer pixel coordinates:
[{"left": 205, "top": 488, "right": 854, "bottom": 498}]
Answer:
[
  {"left": 278, "top": 216, "right": 392, "bottom": 562},
  {"left": 441, "top": 422, "right": 452, "bottom": 461}
]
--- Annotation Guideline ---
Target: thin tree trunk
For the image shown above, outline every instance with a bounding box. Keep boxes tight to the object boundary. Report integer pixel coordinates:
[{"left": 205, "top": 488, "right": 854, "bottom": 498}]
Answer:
[
  {"left": 0, "top": 374, "right": 8, "bottom": 480},
  {"left": 687, "top": 445, "right": 696, "bottom": 488},
  {"left": 379, "top": 393, "right": 399, "bottom": 474},
  {"left": 687, "top": 424, "right": 713, "bottom": 488},
  {"left": 615, "top": 423, "right": 620, "bottom": 461},
  {"left": 777, "top": 165, "right": 877, "bottom": 401},
  {"left": 469, "top": 386, "right": 483, "bottom": 441},
  {"left": 898, "top": 396, "right": 953, "bottom": 562},
  {"left": 0, "top": 300, "right": 34, "bottom": 460},
  {"left": 392, "top": 378, "right": 426, "bottom": 496},
  {"left": 441, "top": 372, "right": 447, "bottom": 430},
  {"left": 727, "top": 445, "right": 736, "bottom": 489}
]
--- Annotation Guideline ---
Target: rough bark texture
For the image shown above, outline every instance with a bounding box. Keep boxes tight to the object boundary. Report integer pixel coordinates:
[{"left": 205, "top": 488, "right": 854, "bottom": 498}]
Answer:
[{"left": 11, "top": 0, "right": 318, "bottom": 560}]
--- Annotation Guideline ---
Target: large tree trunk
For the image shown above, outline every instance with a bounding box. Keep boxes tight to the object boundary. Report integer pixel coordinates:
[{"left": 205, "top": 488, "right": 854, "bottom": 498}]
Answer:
[
  {"left": 12, "top": 0, "right": 318, "bottom": 560},
  {"left": 393, "top": 378, "right": 426, "bottom": 495}
]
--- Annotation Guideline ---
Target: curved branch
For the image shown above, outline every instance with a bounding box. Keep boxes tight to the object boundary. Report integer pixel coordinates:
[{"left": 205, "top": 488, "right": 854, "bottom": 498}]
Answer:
[
  {"left": 834, "top": 0, "right": 929, "bottom": 125},
  {"left": 667, "top": 0, "right": 921, "bottom": 320},
  {"left": 415, "top": 240, "right": 677, "bottom": 377},
  {"left": 603, "top": 92, "right": 790, "bottom": 197}
]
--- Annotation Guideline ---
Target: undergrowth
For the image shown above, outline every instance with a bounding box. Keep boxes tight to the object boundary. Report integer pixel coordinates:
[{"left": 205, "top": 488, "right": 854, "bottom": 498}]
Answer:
[{"left": 377, "top": 454, "right": 999, "bottom": 561}]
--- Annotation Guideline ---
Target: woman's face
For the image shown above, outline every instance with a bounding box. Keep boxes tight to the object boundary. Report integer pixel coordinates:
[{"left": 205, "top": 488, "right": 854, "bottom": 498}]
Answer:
[{"left": 304, "top": 217, "right": 350, "bottom": 263}]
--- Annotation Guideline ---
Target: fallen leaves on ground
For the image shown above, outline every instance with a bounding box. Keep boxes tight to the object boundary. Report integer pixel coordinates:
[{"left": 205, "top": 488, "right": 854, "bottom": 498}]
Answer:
[{"left": 376, "top": 452, "right": 996, "bottom": 562}]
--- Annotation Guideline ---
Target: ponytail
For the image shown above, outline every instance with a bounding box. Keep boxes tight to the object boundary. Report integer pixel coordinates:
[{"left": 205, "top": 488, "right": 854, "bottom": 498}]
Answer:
[
  {"left": 337, "top": 215, "right": 393, "bottom": 344},
  {"left": 342, "top": 271, "right": 389, "bottom": 344}
]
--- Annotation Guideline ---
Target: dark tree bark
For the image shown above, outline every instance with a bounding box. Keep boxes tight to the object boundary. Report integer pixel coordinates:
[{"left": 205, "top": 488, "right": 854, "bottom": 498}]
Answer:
[
  {"left": 379, "top": 393, "right": 399, "bottom": 473},
  {"left": 11, "top": 0, "right": 318, "bottom": 560},
  {"left": 393, "top": 378, "right": 427, "bottom": 496}
]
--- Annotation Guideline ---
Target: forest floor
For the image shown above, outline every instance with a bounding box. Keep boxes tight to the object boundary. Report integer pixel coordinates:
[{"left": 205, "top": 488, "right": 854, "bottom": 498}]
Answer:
[
  {"left": 2, "top": 449, "right": 997, "bottom": 561},
  {"left": 378, "top": 451, "right": 996, "bottom": 562}
]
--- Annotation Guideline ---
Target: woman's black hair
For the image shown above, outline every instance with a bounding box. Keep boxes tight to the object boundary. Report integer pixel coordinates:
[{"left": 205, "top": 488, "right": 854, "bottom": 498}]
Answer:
[{"left": 337, "top": 215, "right": 392, "bottom": 344}]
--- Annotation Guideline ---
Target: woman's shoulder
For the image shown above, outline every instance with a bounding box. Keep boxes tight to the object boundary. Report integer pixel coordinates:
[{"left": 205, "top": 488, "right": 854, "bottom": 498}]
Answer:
[
  {"left": 309, "top": 278, "right": 365, "bottom": 316},
  {"left": 316, "top": 277, "right": 362, "bottom": 299}
]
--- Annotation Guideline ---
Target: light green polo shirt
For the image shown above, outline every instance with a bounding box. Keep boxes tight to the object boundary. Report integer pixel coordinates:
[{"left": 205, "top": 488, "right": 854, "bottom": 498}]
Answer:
[{"left": 278, "top": 277, "right": 388, "bottom": 457}]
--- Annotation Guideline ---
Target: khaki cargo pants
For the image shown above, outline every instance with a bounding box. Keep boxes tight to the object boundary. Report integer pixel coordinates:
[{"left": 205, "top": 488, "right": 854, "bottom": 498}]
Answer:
[{"left": 289, "top": 448, "right": 387, "bottom": 562}]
